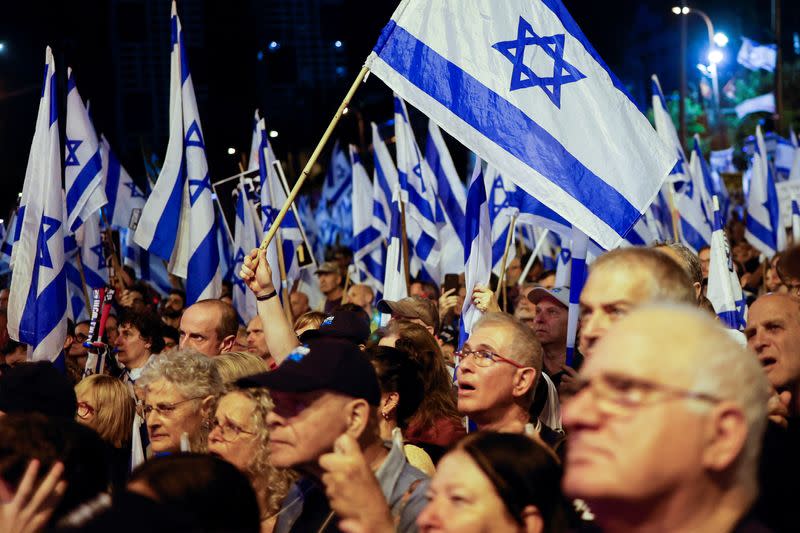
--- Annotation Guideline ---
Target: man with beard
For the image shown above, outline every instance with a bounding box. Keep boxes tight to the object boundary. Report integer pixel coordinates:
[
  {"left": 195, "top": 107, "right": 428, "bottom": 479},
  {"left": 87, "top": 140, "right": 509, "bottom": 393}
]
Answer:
[{"left": 161, "top": 289, "right": 185, "bottom": 329}]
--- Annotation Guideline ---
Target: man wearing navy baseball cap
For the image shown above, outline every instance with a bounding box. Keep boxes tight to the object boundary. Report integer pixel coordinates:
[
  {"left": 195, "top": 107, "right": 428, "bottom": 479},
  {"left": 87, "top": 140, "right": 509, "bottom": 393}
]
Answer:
[{"left": 238, "top": 337, "right": 427, "bottom": 533}]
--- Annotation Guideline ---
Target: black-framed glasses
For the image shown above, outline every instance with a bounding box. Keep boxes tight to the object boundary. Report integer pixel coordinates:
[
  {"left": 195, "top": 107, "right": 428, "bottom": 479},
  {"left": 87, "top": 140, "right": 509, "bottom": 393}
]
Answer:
[
  {"left": 77, "top": 401, "right": 95, "bottom": 419},
  {"left": 141, "top": 397, "right": 203, "bottom": 418},
  {"left": 570, "top": 372, "right": 723, "bottom": 417},
  {"left": 454, "top": 349, "right": 524, "bottom": 368},
  {"left": 210, "top": 418, "right": 256, "bottom": 441}
]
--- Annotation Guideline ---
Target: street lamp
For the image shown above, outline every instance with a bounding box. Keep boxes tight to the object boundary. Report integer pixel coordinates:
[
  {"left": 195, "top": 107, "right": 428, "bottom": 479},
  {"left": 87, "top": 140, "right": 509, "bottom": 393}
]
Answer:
[{"left": 672, "top": 6, "right": 725, "bottom": 141}]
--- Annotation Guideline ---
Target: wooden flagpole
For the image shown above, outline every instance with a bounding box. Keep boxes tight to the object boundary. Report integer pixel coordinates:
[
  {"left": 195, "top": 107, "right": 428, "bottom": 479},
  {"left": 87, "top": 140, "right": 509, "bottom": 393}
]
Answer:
[
  {"left": 74, "top": 252, "right": 93, "bottom": 313},
  {"left": 496, "top": 214, "right": 517, "bottom": 313},
  {"left": 399, "top": 199, "right": 412, "bottom": 296},
  {"left": 519, "top": 228, "right": 550, "bottom": 286},
  {"left": 265, "top": 174, "right": 294, "bottom": 324},
  {"left": 259, "top": 66, "right": 370, "bottom": 251}
]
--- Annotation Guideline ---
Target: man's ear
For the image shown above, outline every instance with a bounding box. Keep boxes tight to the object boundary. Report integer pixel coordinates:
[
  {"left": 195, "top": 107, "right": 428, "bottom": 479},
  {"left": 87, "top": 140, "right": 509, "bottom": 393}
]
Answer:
[
  {"left": 344, "top": 399, "right": 372, "bottom": 440},
  {"left": 380, "top": 392, "right": 400, "bottom": 418},
  {"left": 702, "top": 402, "right": 748, "bottom": 473},
  {"left": 521, "top": 505, "right": 544, "bottom": 533},
  {"left": 512, "top": 368, "right": 537, "bottom": 400},
  {"left": 200, "top": 395, "right": 216, "bottom": 420},
  {"left": 220, "top": 335, "right": 236, "bottom": 353}
]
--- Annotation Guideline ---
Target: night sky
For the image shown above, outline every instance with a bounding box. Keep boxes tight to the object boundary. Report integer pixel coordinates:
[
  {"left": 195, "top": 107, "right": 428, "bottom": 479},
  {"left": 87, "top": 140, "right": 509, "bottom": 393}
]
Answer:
[{"left": 0, "top": 0, "right": 795, "bottom": 218}]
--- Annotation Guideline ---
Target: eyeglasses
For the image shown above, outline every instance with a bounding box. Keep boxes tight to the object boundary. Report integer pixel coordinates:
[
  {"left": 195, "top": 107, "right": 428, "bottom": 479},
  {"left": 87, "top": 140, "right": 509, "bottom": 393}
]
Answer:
[
  {"left": 453, "top": 349, "right": 524, "bottom": 368},
  {"left": 210, "top": 418, "right": 256, "bottom": 441},
  {"left": 570, "top": 372, "right": 722, "bottom": 417},
  {"left": 140, "top": 397, "right": 203, "bottom": 419},
  {"left": 77, "top": 401, "right": 95, "bottom": 419}
]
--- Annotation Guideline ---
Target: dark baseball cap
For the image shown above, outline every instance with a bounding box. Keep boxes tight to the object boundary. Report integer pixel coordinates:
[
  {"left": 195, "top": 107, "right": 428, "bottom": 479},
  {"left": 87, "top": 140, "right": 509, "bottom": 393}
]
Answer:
[
  {"left": 299, "top": 308, "right": 371, "bottom": 344},
  {"left": 0, "top": 361, "right": 77, "bottom": 418},
  {"left": 377, "top": 296, "right": 439, "bottom": 333},
  {"left": 237, "top": 337, "right": 381, "bottom": 406}
]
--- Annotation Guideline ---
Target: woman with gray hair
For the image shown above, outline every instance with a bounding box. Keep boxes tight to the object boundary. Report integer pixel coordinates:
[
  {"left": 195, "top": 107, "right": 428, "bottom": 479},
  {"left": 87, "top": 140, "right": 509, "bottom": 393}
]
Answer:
[{"left": 137, "top": 349, "right": 223, "bottom": 454}]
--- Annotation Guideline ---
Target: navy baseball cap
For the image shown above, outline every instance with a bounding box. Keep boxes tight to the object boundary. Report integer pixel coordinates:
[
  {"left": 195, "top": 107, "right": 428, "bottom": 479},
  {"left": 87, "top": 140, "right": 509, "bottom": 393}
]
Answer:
[
  {"left": 299, "top": 308, "right": 371, "bottom": 344},
  {"left": 237, "top": 337, "right": 381, "bottom": 406}
]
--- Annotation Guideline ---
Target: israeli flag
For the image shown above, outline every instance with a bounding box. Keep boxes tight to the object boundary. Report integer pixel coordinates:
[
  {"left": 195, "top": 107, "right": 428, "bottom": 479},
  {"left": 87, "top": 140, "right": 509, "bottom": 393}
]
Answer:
[
  {"left": 232, "top": 181, "right": 261, "bottom": 323},
  {"left": 707, "top": 198, "right": 746, "bottom": 329},
  {"left": 77, "top": 211, "right": 108, "bottom": 290},
  {"left": 257, "top": 119, "right": 306, "bottom": 286},
  {"left": 737, "top": 37, "right": 777, "bottom": 72},
  {"left": 371, "top": 122, "right": 397, "bottom": 242},
  {"left": 394, "top": 96, "right": 441, "bottom": 282},
  {"left": 215, "top": 203, "right": 235, "bottom": 283},
  {"left": 459, "top": 162, "right": 492, "bottom": 345},
  {"left": 100, "top": 136, "right": 146, "bottom": 230},
  {"left": 65, "top": 68, "right": 107, "bottom": 232},
  {"left": 351, "top": 145, "right": 385, "bottom": 293},
  {"left": 486, "top": 165, "right": 519, "bottom": 275},
  {"left": 121, "top": 228, "right": 173, "bottom": 296},
  {"left": 787, "top": 138, "right": 800, "bottom": 182},
  {"left": 0, "top": 209, "right": 17, "bottom": 269},
  {"left": 675, "top": 150, "right": 712, "bottom": 253},
  {"left": 426, "top": 121, "right": 466, "bottom": 276},
  {"left": 317, "top": 141, "right": 353, "bottom": 248},
  {"left": 368, "top": 1, "right": 675, "bottom": 250},
  {"left": 746, "top": 126, "right": 785, "bottom": 257},
  {"left": 8, "top": 47, "right": 68, "bottom": 361},
  {"left": 136, "top": 2, "right": 220, "bottom": 304},
  {"left": 565, "top": 228, "right": 588, "bottom": 364},
  {"left": 382, "top": 186, "right": 409, "bottom": 303}
]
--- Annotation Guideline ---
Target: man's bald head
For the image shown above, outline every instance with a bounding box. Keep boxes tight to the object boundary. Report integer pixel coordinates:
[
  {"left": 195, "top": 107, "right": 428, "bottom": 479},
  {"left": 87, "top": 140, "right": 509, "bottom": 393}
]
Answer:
[
  {"left": 178, "top": 299, "right": 238, "bottom": 356},
  {"left": 579, "top": 247, "right": 695, "bottom": 358}
]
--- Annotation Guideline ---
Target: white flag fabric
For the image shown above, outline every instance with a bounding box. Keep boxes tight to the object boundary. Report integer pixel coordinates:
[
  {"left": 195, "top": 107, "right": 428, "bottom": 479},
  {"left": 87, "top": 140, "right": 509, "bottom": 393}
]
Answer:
[
  {"left": 232, "top": 180, "right": 261, "bottom": 323},
  {"left": 247, "top": 110, "right": 261, "bottom": 172},
  {"left": 100, "top": 135, "right": 146, "bottom": 230},
  {"left": 135, "top": 1, "right": 220, "bottom": 304},
  {"left": 737, "top": 37, "right": 777, "bottom": 72},
  {"left": 367, "top": 0, "right": 675, "bottom": 250},
  {"left": 459, "top": 162, "right": 492, "bottom": 344},
  {"left": 707, "top": 200, "right": 746, "bottom": 330},
  {"left": 792, "top": 197, "right": 800, "bottom": 244},
  {"left": 78, "top": 211, "right": 109, "bottom": 290},
  {"left": 382, "top": 186, "right": 409, "bottom": 304},
  {"left": 351, "top": 145, "right": 384, "bottom": 292},
  {"left": 8, "top": 47, "right": 68, "bottom": 362},
  {"left": 735, "top": 93, "right": 775, "bottom": 119},
  {"left": 65, "top": 68, "right": 107, "bottom": 232},
  {"left": 371, "top": 122, "right": 397, "bottom": 242},
  {"left": 746, "top": 126, "right": 785, "bottom": 257},
  {"left": 485, "top": 165, "right": 519, "bottom": 276}
]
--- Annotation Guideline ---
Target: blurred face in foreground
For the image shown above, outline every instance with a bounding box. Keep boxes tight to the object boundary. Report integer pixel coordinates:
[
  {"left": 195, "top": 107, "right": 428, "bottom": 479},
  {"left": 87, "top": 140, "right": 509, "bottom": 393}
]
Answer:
[{"left": 417, "top": 450, "right": 523, "bottom": 533}]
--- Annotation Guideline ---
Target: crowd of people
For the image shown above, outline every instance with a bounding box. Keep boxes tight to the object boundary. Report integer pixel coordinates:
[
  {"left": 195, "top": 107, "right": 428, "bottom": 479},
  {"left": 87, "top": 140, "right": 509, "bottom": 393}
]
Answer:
[{"left": 0, "top": 225, "right": 799, "bottom": 533}]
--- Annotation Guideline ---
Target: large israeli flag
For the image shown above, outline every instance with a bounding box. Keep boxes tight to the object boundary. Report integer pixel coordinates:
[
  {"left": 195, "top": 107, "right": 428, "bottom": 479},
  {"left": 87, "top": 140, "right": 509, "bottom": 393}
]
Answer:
[
  {"left": 121, "top": 228, "right": 173, "bottom": 296},
  {"left": 135, "top": 2, "right": 220, "bottom": 304},
  {"left": 351, "top": 145, "right": 384, "bottom": 291},
  {"left": 100, "top": 135, "right": 145, "bottom": 230},
  {"left": 8, "top": 48, "right": 68, "bottom": 361},
  {"left": 65, "top": 68, "right": 107, "bottom": 232},
  {"left": 460, "top": 162, "right": 492, "bottom": 345},
  {"left": 394, "top": 96, "right": 441, "bottom": 282},
  {"left": 707, "top": 198, "right": 746, "bottom": 329},
  {"left": 426, "top": 121, "right": 466, "bottom": 276},
  {"left": 232, "top": 180, "right": 261, "bottom": 323},
  {"left": 368, "top": 1, "right": 675, "bottom": 250},
  {"left": 746, "top": 126, "right": 785, "bottom": 257}
]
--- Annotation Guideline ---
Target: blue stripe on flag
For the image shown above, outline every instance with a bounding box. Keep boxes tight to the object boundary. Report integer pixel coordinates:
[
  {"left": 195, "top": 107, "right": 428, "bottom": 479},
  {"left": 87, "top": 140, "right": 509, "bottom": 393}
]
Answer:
[
  {"left": 104, "top": 151, "right": 122, "bottom": 223},
  {"left": 149, "top": 165, "right": 186, "bottom": 260},
  {"left": 354, "top": 227, "right": 382, "bottom": 253},
  {"left": 20, "top": 264, "right": 66, "bottom": 348},
  {"left": 65, "top": 149, "right": 103, "bottom": 219},
  {"left": 374, "top": 23, "right": 640, "bottom": 237},
  {"left": 415, "top": 232, "right": 436, "bottom": 262},
  {"left": 745, "top": 215, "right": 777, "bottom": 251},
  {"left": 186, "top": 225, "right": 219, "bottom": 303}
]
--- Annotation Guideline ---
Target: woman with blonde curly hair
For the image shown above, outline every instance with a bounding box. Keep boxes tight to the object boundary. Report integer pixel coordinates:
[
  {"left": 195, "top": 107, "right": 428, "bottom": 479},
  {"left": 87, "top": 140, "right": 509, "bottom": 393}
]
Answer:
[{"left": 208, "top": 386, "right": 294, "bottom": 533}]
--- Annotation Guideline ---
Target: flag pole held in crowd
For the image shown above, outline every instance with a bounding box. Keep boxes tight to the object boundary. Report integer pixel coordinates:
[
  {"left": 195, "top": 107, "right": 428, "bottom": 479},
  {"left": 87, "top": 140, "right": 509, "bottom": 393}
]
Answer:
[
  {"left": 259, "top": 66, "right": 370, "bottom": 252},
  {"left": 265, "top": 172, "right": 294, "bottom": 323},
  {"left": 565, "top": 228, "right": 589, "bottom": 366},
  {"left": 399, "top": 198, "right": 412, "bottom": 294},
  {"left": 74, "top": 252, "right": 93, "bottom": 314},
  {"left": 496, "top": 213, "right": 517, "bottom": 312},
  {"left": 519, "top": 228, "right": 549, "bottom": 286}
]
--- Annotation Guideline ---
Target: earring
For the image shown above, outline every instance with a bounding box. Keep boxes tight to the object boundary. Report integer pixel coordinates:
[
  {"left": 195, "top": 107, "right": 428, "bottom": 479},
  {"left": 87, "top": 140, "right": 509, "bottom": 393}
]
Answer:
[{"left": 381, "top": 410, "right": 390, "bottom": 420}]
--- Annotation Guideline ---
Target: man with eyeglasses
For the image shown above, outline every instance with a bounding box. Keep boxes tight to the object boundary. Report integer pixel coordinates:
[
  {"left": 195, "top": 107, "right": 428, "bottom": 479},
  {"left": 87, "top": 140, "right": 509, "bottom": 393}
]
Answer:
[
  {"left": 456, "top": 312, "right": 559, "bottom": 443},
  {"left": 563, "top": 304, "right": 771, "bottom": 532}
]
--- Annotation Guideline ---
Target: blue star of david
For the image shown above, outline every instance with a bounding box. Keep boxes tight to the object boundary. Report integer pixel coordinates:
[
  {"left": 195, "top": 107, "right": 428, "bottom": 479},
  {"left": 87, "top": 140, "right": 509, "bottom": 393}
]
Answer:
[
  {"left": 261, "top": 205, "right": 278, "bottom": 227},
  {"left": 234, "top": 248, "right": 246, "bottom": 264},
  {"left": 37, "top": 216, "right": 61, "bottom": 268},
  {"left": 89, "top": 242, "right": 107, "bottom": 270},
  {"left": 489, "top": 176, "right": 513, "bottom": 217},
  {"left": 185, "top": 121, "right": 206, "bottom": 149},
  {"left": 492, "top": 16, "right": 586, "bottom": 108},
  {"left": 189, "top": 174, "right": 211, "bottom": 206},
  {"left": 123, "top": 180, "right": 146, "bottom": 199},
  {"left": 560, "top": 249, "right": 572, "bottom": 263},
  {"left": 232, "top": 275, "right": 246, "bottom": 292},
  {"left": 65, "top": 139, "right": 82, "bottom": 166},
  {"left": 670, "top": 151, "right": 686, "bottom": 176}
]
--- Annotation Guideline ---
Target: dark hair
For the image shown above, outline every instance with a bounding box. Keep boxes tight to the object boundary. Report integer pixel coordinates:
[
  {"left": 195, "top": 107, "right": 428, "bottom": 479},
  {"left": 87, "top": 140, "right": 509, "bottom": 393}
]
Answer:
[
  {"left": 0, "top": 361, "right": 77, "bottom": 417},
  {"left": 0, "top": 413, "right": 112, "bottom": 526},
  {"left": 384, "top": 321, "right": 461, "bottom": 430},
  {"left": 536, "top": 270, "right": 556, "bottom": 283},
  {"left": 168, "top": 289, "right": 186, "bottom": 303},
  {"left": 338, "top": 302, "right": 370, "bottom": 321},
  {"left": 129, "top": 453, "right": 260, "bottom": 533},
  {"left": 365, "top": 346, "right": 425, "bottom": 428},
  {"left": 410, "top": 279, "right": 440, "bottom": 300},
  {"left": 161, "top": 325, "right": 180, "bottom": 344},
  {"left": 457, "top": 432, "right": 570, "bottom": 532},
  {"left": 118, "top": 310, "right": 165, "bottom": 354}
]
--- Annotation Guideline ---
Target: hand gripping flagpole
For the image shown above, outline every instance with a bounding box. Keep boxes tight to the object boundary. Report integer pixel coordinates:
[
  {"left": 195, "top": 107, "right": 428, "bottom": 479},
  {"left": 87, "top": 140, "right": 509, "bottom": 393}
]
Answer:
[
  {"left": 496, "top": 213, "right": 518, "bottom": 313},
  {"left": 259, "top": 66, "right": 370, "bottom": 252}
]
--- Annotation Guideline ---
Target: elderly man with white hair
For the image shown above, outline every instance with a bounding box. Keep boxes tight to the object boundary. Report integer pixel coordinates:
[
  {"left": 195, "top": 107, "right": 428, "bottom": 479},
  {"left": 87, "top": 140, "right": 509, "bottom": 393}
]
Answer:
[{"left": 563, "top": 304, "right": 771, "bottom": 532}]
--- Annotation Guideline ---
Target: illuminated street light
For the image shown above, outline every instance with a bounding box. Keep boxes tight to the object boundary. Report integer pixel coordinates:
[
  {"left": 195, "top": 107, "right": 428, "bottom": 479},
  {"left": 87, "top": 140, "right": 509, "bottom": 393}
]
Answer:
[
  {"left": 227, "top": 147, "right": 236, "bottom": 155},
  {"left": 671, "top": 6, "right": 682, "bottom": 14},
  {"left": 707, "top": 49, "right": 723, "bottom": 64},
  {"left": 268, "top": 41, "right": 280, "bottom": 51},
  {"left": 269, "top": 130, "right": 279, "bottom": 139},
  {"left": 342, "top": 107, "right": 349, "bottom": 115},
  {"left": 334, "top": 40, "right": 343, "bottom": 48},
  {"left": 0, "top": 42, "right": 5, "bottom": 52},
  {"left": 713, "top": 32, "right": 728, "bottom": 47}
]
